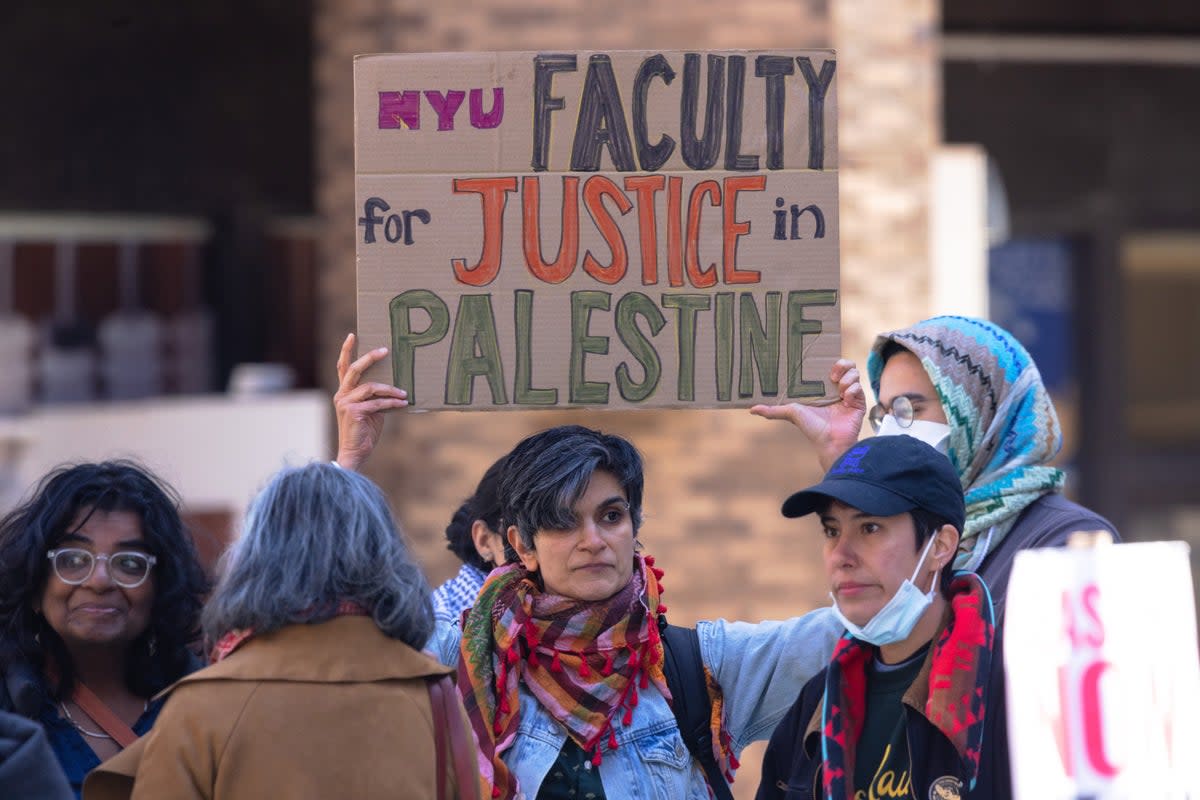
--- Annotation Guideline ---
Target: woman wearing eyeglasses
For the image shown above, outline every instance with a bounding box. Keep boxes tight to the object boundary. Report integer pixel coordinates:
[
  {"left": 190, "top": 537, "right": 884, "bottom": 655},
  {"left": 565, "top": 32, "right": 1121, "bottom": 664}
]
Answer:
[
  {"left": 0, "top": 462, "right": 208, "bottom": 798},
  {"left": 752, "top": 315, "right": 1119, "bottom": 613}
]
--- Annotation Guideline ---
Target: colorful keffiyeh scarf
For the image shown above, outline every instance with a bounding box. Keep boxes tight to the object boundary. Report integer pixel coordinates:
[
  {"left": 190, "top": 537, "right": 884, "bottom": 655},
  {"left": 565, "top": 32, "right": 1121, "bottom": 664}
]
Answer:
[
  {"left": 459, "top": 554, "right": 733, "bottom": 800},
  {"left": 867, "top": 315, "right": 1065, "bottom": 570},
  {"left": 820, "top": 572, "right": 995, "bottom": 800}
]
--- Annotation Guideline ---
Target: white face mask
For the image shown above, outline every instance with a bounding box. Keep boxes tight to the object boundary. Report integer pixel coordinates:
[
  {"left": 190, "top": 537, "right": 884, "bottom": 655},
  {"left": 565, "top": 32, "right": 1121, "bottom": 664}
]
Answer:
[
  {"left": 829, "top": 533, "right": 940, "bottom": 647},
  {"left": 876, "top": 414, "right": 952, "bottom": 455}
]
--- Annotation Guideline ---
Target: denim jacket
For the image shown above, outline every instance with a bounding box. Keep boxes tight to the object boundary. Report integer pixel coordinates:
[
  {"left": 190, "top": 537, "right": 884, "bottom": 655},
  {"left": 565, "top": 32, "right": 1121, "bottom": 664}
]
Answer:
[{"left": 428, "top": 609, "right": 841, "bottom": 800}]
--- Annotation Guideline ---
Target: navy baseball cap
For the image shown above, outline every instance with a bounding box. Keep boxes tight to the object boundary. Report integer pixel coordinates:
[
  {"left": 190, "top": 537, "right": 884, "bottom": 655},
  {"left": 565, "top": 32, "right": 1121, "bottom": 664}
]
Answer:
[{"left": 781, "top": 435, "right": 966, "bottom": 531}]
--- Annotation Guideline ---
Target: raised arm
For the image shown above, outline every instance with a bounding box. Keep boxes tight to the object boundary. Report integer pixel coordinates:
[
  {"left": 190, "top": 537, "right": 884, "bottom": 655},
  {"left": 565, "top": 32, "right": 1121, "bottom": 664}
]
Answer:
[
  {"left": 333, "top": 333, "right": 410, "bottom": 471},
  {"left": 750, "top": 358, "right": 867, "bottom": 471},
  {"left": 697, "top": 607, "right": 842, "bottom": 753}
]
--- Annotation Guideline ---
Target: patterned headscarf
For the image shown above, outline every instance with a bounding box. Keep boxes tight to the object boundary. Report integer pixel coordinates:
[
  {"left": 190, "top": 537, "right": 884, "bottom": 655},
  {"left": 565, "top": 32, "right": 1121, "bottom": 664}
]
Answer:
[{"left": 867, "top": 316, "right": 1065, "bottom": 571}]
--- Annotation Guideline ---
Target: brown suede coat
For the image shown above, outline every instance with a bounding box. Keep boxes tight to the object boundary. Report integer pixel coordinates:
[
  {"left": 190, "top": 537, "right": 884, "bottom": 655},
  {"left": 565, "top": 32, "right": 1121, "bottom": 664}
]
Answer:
[{"left": 83, "top": 616, "right": 473, "bottom": 800}]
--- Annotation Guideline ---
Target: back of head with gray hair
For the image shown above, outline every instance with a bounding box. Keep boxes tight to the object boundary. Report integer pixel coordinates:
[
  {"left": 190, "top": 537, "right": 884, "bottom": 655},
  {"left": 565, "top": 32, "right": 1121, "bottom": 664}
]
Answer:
[{"left": 202, "top": 463, "right": 433, "bottom": 649}]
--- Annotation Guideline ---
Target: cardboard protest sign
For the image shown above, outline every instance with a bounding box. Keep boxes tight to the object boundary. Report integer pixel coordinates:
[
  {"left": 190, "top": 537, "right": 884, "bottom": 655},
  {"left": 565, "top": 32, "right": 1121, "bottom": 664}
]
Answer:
[
  {"left": 353, "top": 50, "right": 840, "bottom": 410},
  {"left": 1005, "top": 539, "right": 1200, "bottom": 799}
]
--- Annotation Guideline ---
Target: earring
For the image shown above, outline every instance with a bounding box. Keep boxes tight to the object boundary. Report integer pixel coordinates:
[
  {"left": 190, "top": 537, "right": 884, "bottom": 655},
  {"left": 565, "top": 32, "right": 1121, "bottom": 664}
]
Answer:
[
  {"left": 148, "top": 635, "right": 158, "bottom": 657},
  {"left": 633, "top": 538, "right": 644, "bottom": 553}
]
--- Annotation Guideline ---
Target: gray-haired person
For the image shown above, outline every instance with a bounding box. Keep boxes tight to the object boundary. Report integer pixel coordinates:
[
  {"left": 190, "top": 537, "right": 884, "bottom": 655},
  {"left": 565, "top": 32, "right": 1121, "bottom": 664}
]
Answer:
[{"left": 84, "top": 463, "right": 478, "bottom": 800}]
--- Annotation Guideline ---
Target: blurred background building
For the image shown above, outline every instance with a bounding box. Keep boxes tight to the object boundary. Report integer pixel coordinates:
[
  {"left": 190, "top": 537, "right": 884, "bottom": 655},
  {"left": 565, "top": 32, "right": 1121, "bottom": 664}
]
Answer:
[{"left": 1, "top": 2, "right": 1198, "bottom": 793}]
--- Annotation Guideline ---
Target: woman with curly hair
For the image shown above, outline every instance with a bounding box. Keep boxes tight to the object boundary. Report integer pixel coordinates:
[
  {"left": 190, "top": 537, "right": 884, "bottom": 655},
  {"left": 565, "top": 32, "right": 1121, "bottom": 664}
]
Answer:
[{"left": 0, "top": 461, "right": 208, "bottom": 797}]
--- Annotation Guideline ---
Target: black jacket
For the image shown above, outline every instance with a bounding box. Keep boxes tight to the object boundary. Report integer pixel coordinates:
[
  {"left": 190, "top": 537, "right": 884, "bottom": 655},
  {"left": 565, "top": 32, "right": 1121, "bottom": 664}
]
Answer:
[
  {"left": 0, "top": 709, "right": 73, "bottom": 800},
  {"left": 756, "top": 624, "right": 1011, "bottom": 800}
]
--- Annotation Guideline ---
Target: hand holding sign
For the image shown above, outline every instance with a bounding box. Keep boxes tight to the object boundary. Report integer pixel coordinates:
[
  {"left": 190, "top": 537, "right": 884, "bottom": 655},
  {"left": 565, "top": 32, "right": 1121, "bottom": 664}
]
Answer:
[
  {"left": 334, "top": 333, "right": 409, "bottom": 471},
  {"left": 750, "top": 357, "right": 865, "bottom": 470}
]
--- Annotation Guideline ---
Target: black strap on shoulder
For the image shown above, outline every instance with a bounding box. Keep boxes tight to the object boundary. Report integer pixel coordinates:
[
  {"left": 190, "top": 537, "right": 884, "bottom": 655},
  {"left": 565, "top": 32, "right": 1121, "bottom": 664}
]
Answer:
[{"left": 660, "top": 622, "right": 735, "bottom": 800}]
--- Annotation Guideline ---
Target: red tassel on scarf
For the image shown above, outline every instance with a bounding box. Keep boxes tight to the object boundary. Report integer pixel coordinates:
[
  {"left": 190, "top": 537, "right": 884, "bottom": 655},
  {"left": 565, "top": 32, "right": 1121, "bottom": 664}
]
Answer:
[
  {"left": 628, "top": 647, "right": 640, "bottom": 668},
  {"left": 528, "top": 649, "right": 539, "bottom": 668},
  {"left": 644, "top": 555, "right": 655, "bottom": 567},
  {"left": 622, "top": 706, "right": 634, "bottom": 726},
  {"left": 492, "top": 787, "right": 502, "bottom": 798},
  {"left": 730, "top": 753, "right": 741, "bottom": 770},
  {"left": 499, "top": 694, "right": 510, "bottom": 714},
  {"left": 591, "top": 748, "right": 603, "bottom": 767},
  {"left": 551, "top": 651, "right": 563, "bottom": 673},
  {"left": 524, "top": 619, "right": 540, "bottom": 648},
  {"left": 657, "top": 604, "right": 668, "bottom": 615},
  {"left": 608, "top": 729, "right": 619, "bottom": 750},
  {"left": 639, "top": 670, "right": 649, "bottom": 689},
  {"left": 579, "top": 657, "right": 591, "bottom": 677},
  {"left": 601, "top": 652, "right": 614, "bottom": 676}
]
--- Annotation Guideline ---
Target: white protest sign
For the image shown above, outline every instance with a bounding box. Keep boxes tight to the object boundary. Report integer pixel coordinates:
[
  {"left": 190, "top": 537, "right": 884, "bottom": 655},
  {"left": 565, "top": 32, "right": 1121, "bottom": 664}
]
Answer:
[{"left": 1005, "top": 539, "right": 1200, "bottom": 799}]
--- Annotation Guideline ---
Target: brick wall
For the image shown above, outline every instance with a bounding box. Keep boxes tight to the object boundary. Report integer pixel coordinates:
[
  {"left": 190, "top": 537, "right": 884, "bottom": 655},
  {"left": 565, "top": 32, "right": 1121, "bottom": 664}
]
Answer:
[{"left": 315, "top": 2, "right": 937, "bottom": 794}]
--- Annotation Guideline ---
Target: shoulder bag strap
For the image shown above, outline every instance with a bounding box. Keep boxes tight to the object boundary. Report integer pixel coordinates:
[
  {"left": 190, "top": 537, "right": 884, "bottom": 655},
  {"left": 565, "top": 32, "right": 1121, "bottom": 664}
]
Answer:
[
  {"left": 70, "top": 682, "right": 139, "bottom": 749},
  {"left": 660, "top": 623, "right": 734, "bottom": 800},
  {"left": 428, "top": 673, "right": 480, "bottom": 800}
]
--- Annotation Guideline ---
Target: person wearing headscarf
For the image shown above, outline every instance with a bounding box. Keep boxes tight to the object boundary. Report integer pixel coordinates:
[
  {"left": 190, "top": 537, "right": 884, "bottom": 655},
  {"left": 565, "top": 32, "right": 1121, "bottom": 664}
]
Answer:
[{"left": 752, "top": 315, "right": 1118, "bottom": 609}]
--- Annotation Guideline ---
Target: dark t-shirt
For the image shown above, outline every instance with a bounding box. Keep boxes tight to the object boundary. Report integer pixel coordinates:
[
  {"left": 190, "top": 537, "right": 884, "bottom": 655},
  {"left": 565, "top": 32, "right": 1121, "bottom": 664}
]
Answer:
[
  {"left": 852, "top": 647, "right": 927, "bottom": 800},
  {"left": 537, "top": 738, "right": 608, "bottom": 800}
]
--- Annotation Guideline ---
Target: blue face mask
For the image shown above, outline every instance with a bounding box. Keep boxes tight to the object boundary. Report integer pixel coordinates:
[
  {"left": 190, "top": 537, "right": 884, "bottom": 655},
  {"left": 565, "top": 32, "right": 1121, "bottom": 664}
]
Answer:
[{"left": 829, "top": 533, "right": 939, "bottom": 647}]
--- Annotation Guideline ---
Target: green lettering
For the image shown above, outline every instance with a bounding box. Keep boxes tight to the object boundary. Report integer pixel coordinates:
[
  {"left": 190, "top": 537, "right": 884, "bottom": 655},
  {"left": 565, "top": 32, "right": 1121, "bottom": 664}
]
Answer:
[
  {"left": 661, "top": 294, "right": 710, "bottom": 401},
  {"left": 614, "top": 292, "right": 666, "bottom": 402},
  {"left": 388, "top": 289, "right": 450, "bottom": 404},
  {"left": 786, "top": 290, "right": 837, "bottom": 397},
  {"left": 513, "top": 290, "right": 558, "bottom": 405},
  {"left": 738, "top": 292, "right": 780, "bottom": 398},
  {"left": 570, "top": 291, "right": 611, "bottom": 404},
  {"left": 714, "top": 292, "right": 734, "bottom": 401},
  {"left": 445, "top": 294, "right": 507, "bottom": 405}
]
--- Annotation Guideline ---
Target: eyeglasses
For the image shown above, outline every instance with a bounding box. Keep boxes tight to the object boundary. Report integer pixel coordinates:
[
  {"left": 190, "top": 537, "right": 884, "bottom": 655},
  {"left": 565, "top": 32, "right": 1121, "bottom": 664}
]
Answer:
[
  {"left": 867, "top": 395, "right": 914, "bottom": 432},
  {"left": 46, "top": 548, "right": 157, "bottom": 589}
]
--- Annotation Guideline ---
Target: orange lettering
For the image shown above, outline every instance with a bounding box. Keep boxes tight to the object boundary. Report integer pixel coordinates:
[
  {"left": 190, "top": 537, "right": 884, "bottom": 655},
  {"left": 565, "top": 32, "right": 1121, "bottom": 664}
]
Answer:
[
  {"left": 667, "top": 176, "right": 684, "bottom": 287},
  {"left": 582, "top": 176, "right": 633, "bottom": 284},
  {"left": 723, "top": 175, "right": 765, "bottom": 284},
  {"left": 685, "top": 180, "right": 720, "bottom": 288},
  {"left": 624, "top": 175, "right": 665, "bottom": 285},
  {"left": 452, "top": 177, "right": 518, "bottom": 285},
  {"left": 522, "top": 175, "right": 579, "bottom": 284}
]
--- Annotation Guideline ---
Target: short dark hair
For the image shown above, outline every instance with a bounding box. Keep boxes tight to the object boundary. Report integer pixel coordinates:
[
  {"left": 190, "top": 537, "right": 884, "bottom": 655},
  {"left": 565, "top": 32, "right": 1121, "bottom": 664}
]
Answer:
[
  {"left": 910, "top": 507, "right": 956, "bottom": 596},
  {"left": 877, "top": 339, "right": 911, "bottom": 367},
  {"left": 445, "top": 455, "right": 508, "bottom": 572},
  {"left": 0, "top": 462, "right": 209, "bottom": 704},
  {"left": 501, "top": 425, "right": 644, "bottom": 552}
]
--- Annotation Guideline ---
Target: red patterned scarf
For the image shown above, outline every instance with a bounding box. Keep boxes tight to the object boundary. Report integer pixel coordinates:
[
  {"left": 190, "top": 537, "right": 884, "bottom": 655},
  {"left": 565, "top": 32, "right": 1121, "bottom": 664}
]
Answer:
[
  {"left": 459, "top": 554, "right": 730, "bottom": 800},
  {"left": 819, "top": 572, "right": 995, "bottom": 800}
]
